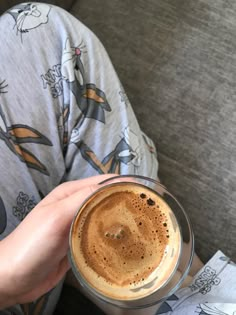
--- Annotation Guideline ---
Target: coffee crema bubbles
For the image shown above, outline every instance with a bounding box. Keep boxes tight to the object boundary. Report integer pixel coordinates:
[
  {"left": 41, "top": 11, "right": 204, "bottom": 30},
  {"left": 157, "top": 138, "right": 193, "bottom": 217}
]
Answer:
[{"left": 71, "top": 183, "right": 181, "bottom": 300}]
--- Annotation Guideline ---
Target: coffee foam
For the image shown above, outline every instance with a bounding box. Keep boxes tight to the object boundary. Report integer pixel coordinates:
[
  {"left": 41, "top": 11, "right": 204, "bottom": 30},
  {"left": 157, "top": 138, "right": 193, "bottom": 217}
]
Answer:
[{"left": 71, "top": 183, "right": 181, "bottom": 300}]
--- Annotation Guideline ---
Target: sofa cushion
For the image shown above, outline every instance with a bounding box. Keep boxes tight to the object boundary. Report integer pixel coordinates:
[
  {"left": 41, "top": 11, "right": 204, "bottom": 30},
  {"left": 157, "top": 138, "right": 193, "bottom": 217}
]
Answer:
[{"left": 71, "top": 0, "right": 236, "bottom": 263}]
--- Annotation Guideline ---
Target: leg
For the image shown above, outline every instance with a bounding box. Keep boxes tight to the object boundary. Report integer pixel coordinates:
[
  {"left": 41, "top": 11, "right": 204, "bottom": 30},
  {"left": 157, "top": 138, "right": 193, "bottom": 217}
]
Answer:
[{"left": 0, "top": 3, "right": 158, "bottom": 314}]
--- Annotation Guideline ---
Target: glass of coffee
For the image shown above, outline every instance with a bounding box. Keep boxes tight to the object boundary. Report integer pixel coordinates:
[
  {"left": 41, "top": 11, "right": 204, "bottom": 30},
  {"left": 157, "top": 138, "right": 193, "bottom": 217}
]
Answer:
[{"left": 69, "top": 175, "right": 194, "bottom": 315}]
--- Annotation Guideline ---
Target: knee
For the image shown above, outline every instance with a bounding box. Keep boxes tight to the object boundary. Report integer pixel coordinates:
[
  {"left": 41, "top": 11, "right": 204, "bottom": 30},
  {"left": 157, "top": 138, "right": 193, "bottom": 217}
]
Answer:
[
  {"left": 6, "top": 3, "right": 51, "bottom": 31},
  {"left": 5, "top": 2, "right": 80, "bottom": 36}
]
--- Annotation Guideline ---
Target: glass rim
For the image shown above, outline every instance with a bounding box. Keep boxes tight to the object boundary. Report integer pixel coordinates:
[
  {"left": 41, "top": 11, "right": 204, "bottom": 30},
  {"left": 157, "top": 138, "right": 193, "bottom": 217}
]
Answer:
[{"left": 69, "top": 175, "right": 194, "bottom": 309}]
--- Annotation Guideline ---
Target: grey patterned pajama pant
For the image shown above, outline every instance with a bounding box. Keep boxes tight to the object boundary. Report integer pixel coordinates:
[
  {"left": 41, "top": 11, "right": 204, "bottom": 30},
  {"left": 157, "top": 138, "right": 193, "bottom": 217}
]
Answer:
[{"left": 0, "top": 3, "right": 158, "bottom": 314}]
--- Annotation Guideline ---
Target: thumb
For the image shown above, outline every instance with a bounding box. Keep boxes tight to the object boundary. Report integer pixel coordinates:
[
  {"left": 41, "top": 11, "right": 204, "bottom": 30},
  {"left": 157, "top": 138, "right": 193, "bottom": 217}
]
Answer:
[
  {"left": 55, "top": 184, "right": 98, "bottom": 230},
  {"left": 39, "top": 174, "right": 118, "bottom": 206}
]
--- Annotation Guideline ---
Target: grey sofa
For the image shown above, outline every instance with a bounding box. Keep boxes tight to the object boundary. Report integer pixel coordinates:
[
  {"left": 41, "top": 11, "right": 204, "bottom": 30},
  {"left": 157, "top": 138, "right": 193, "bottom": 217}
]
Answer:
[
  {"left": 71, "top": 0, "right": 236, "bottom": 264},
  {"left": 1, "top": 0, "right": 236, "bottom": 312}
]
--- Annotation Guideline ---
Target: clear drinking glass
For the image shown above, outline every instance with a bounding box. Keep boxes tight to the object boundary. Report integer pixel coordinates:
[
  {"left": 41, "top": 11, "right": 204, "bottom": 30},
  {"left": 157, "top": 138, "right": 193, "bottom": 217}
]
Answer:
[{"left": 69, "top": 175, "right": 194, "bottom": 315}]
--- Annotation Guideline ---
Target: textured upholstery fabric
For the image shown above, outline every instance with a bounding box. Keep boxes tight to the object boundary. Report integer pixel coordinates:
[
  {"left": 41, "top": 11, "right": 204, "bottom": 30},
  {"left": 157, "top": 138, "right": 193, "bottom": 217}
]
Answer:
[
  {"left": 70, "top": 0, "right": 236, "bottom": 263},
  {"left": 0, "top": 0, "right": 75, "bottom": 14}
]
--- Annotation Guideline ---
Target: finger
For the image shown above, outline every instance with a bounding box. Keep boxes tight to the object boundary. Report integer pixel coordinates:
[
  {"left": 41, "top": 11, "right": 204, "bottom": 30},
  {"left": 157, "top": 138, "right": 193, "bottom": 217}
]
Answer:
[
  {"left": 39, "top": 174, "right": 118, "bottom": 206},
  {"left": 189, "top": 253, "right": 203, "bottom": 276},
  {"left": 180, "top": 274, "right": 193, "bottom": 288},
  {"left": 178, "top": 243, "right": 203, "bottom": 276},
  {"left": 48, "top": 174, "right": 145, "bottom": 230},
  {"left": 50, "top": 184, "right": 99, "bottom": 232}
]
